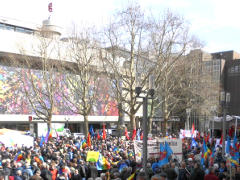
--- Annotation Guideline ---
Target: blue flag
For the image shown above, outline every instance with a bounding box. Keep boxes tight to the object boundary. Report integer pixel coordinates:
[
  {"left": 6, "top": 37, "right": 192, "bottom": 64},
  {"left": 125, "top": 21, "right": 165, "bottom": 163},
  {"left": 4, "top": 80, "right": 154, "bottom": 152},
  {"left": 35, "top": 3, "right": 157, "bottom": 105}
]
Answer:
[
  {"left": 231, "top": 135, "right": 239, "bottom": 166},
  {"left": 191, "top": 138, "right": 198, "bottom": 148},
  {"left": 45, "top": 129, "right": 50, "bottom": 143},
  {"left": 152, "top": 162, "right": 159, "bottom": 173},
  {"left": 75, "top": 142, "right": 80, "bottom": 149},
  {"left": 136, "top": 129, "right": 140, "bottom": 140},
  {"left": 158, "top": 143, "right": 168, "bottom": 167},
  {"left": 226, "top": 136, "right": 231, "bottom": 154},
  {"left": 39, "top": 135, "right": 44, "bottom": 147},
  {"left": 89, "top": 125, "right": 95, "bottom": 137},
  {"left": 165, "top": 141, "right": 173, "bottom": 157}
]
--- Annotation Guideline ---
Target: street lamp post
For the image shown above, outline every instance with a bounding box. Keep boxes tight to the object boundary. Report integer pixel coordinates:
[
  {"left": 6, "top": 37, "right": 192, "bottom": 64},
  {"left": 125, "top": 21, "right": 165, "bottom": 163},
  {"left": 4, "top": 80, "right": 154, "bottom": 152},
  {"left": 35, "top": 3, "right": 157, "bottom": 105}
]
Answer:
[
  {"left": 135, "top": 75, "right": 154, "bottom": 176},
  {"left": 186, "top": 108, "right": 191, "bottom": 130},
  {"left": 220, "top": 91, "right": 230, "bottom": 156},
  {"left": 118, "top": 79, "right": 124, "bottom": 137}
]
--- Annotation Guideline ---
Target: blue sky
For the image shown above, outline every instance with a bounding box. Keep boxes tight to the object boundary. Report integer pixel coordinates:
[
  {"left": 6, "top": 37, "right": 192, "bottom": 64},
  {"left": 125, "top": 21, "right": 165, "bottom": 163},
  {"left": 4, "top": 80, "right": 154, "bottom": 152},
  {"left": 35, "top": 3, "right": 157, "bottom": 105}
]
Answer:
[{"left": 0, "top": 0, "right": 240, "bottom": 53}]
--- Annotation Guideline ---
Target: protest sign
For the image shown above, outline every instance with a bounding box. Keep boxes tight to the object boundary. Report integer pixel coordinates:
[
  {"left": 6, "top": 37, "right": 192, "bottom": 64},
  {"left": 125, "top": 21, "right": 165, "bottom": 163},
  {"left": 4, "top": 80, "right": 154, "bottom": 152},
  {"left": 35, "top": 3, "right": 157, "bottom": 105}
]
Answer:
[
  {"left": 86, "top": 151, "right": 100, "bottom": 162},
  {"left": 134, "top": 138, "right": 182, "bottom": 162}
]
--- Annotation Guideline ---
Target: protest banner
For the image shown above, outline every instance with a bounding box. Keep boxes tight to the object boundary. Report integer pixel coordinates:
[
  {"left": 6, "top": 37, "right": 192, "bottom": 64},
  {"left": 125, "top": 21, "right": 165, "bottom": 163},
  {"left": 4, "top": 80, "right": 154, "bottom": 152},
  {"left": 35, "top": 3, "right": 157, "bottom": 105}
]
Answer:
[
  {"left": 134, "top": 138, "right": 182, "bottom": 162},
  {"left": 86, "top": 151, "right": 100, "bottom": 162},
  {"left": 179, "top": 129, "right": 198, "bottom": 138}
]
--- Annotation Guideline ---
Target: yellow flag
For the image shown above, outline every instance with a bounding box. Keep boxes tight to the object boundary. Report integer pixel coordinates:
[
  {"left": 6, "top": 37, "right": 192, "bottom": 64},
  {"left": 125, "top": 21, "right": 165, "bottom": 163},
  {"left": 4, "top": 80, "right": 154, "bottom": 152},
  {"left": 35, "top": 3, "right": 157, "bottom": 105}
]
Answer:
[{"left": 127, "top": 173, "right": 135, "bottom": 180}]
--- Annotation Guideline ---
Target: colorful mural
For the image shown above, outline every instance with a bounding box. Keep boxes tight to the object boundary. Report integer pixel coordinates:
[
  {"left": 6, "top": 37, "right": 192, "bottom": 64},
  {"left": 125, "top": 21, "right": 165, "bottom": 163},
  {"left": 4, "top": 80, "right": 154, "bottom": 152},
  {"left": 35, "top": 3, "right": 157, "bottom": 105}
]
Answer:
[{"left": 0, "top": 65, "right": 118, "bottom": 116}]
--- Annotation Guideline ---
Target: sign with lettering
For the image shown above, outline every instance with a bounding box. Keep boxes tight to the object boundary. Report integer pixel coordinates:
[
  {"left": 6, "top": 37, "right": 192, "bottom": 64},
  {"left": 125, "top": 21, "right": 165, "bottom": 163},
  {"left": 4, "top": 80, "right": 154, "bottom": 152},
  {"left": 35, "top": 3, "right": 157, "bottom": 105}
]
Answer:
[{"left": 134, "top": 138, "right": 182, "bottom": 162}]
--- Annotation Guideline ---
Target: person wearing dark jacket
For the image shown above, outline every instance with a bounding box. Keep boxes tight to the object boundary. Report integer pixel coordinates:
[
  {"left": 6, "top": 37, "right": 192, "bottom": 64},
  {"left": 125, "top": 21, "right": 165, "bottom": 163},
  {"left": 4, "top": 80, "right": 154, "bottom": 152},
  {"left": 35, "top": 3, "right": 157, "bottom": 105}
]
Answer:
[
  {"left": 79, "top": 160, "right": 88, "bottom": 179},
  {"left": 3, "top": 161, "right": 12, "bottom": 177},
  {"left": 190, "top": 163, "right": 205, "bottom": 180},
  {"left": 40, "top": 163, "right": 52, "bottom": 180},
  {"left": 178, "top": 162, "right": 189, "bottom": 180},
  {"left": 88, "top": 162, "right": 98, "bottom": 179},
  {"left": 71, "top": 169, "right": 82, "bottom": 180}
]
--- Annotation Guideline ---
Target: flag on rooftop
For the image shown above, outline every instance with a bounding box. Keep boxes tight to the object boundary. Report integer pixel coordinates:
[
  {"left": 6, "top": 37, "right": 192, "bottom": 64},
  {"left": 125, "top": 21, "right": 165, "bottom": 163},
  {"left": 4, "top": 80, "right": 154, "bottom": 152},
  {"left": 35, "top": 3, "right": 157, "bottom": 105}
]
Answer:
[{"left": 48, "top": 2, "right": 53, "bottom": 12}]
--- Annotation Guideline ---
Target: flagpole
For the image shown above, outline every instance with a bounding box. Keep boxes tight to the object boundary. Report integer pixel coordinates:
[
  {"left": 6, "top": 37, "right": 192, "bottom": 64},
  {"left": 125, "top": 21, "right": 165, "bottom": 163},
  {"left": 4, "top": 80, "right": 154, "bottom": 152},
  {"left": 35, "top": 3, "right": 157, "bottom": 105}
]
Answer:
[
  {"left": 234, "top": 117, "right": 237, "bottom": 136},
  {"left": 142, "top": 97, "right": 148, "bottom": 176}
]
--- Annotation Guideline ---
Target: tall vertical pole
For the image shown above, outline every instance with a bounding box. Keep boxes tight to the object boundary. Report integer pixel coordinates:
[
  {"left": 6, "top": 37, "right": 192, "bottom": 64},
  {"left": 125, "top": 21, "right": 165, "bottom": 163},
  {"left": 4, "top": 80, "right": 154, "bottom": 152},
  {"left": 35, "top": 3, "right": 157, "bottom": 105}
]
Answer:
[
  {"left": 234, "top": 117, "right": 237, "bottom": 136},
  {"left": 118, "top": 103, "right": 124, "bottom": 137},
  {"left": 143, "top": 97, "right": 148, "bottom": 177},
  {"left": 222, "top": 107, "right": 226, "bottom": 156}
]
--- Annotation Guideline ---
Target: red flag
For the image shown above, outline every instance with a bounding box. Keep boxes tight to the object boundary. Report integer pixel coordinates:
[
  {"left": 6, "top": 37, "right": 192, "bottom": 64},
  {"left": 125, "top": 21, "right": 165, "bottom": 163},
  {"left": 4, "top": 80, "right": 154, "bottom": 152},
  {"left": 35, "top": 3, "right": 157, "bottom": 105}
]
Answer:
[
  {"left": 220, "top": 133, "right": 223, "bottom": 145},
  {"left": 48, "top": 2, "right": 53, "bottom": 12},
  {"left": 97, "top": 131, "right": 100, "bottom": 140},
  {"left": 87, "top": 132, "right": 91, "bottom": 147},
  {"left": 125, "top": 127, "right": 129, "bottom": 140},
  {"left": 140, "top": 131, "right": 143, "bottom": 140},
  {"left": 48, "top": 130, "right": 52, "bottom": 141},
  {"left": 206, "top": 133, "right": 210, "bottom": 143},
  {"left": 191, "top": 123, "right": 195, "bottom": 136},
  {"left": 102, "top": 124, "right": 106, "bottom": 140},
  {"left": 132, "top": 129, "right": 136, "bottom": 140},
  {"left": 196, "top": 132, "right": 200, "bottom": 140}
]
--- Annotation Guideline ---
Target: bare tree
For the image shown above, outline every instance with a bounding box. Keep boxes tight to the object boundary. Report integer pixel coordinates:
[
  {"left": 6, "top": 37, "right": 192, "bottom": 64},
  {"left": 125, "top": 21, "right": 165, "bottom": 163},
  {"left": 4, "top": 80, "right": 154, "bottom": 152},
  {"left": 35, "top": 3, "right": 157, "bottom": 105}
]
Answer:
[
  {"left": 60, "top": 27, "right": 101, "bottom": 136},
  {"left": 101, "top": 3, "right": 154, "bottom": 131},
  {"left": 16, "top": 30, "right": 63, "bottom": 129},
  {"left": 148, "top": 10, "right": 203, "bottom": 134}
]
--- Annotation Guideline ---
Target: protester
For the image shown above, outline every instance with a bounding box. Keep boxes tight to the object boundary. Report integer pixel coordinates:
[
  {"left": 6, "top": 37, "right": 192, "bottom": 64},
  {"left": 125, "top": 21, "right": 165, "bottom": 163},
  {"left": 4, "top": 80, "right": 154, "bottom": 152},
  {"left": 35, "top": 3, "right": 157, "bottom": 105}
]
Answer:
[{"left": 0, "top": 128, "right": 239, "bottom": 180}]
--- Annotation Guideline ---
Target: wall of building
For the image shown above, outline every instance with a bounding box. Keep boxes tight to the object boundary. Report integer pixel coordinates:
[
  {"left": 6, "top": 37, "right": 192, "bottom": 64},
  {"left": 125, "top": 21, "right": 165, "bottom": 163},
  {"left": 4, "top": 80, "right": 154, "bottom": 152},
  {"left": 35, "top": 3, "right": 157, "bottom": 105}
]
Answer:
[
  {"left": 225, "top": 60, "right": 240, "bottom": 115},
  {"left": 0, "top": 64, "right": 120, "bottom": 123}
]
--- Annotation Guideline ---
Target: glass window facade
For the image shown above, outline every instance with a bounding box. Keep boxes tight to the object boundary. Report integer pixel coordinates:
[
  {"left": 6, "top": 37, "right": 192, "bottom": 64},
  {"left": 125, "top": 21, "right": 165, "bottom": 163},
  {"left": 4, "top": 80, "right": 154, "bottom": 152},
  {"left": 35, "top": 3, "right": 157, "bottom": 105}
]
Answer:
[{"left": 0, "top": 23, "right": 34, "bottom": 34}]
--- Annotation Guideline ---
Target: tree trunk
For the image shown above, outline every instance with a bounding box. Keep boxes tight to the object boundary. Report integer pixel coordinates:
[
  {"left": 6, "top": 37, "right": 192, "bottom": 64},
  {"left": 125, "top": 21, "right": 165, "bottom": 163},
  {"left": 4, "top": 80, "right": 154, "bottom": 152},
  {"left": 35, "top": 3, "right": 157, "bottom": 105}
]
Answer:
[
  {"left": 47, "top": 116, "right": 52, "bottom": 130},
  {"left": 129, "top": 113, "right": 136, "bottom": 133},
  {"left": 84, "top": 115, "right": 89, "bottom": 137},
  {"left": 117, "top": 103, "right": 124, "bottom": 137},
  {"left": 163, "top": 110, "right": 169, "bottom": 136},
  {"left": 163, "top": 119, "right": 168, "bottom": 136}
]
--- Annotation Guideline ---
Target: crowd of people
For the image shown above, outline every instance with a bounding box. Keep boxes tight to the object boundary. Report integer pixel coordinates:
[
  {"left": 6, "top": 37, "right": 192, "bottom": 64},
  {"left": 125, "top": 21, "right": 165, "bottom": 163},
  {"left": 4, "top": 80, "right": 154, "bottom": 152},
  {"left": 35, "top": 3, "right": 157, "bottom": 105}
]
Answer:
[{"left": 0, "top": 131, "right": 239, "bottom": 180}]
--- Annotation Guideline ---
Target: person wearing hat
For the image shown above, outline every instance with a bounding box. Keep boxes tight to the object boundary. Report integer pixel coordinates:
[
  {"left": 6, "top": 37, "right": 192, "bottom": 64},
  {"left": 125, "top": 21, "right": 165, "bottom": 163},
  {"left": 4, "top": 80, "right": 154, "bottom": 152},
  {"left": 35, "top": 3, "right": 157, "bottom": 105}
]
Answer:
[{"left": 186, "top": 158, "right": 194, "bottom": 175}]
